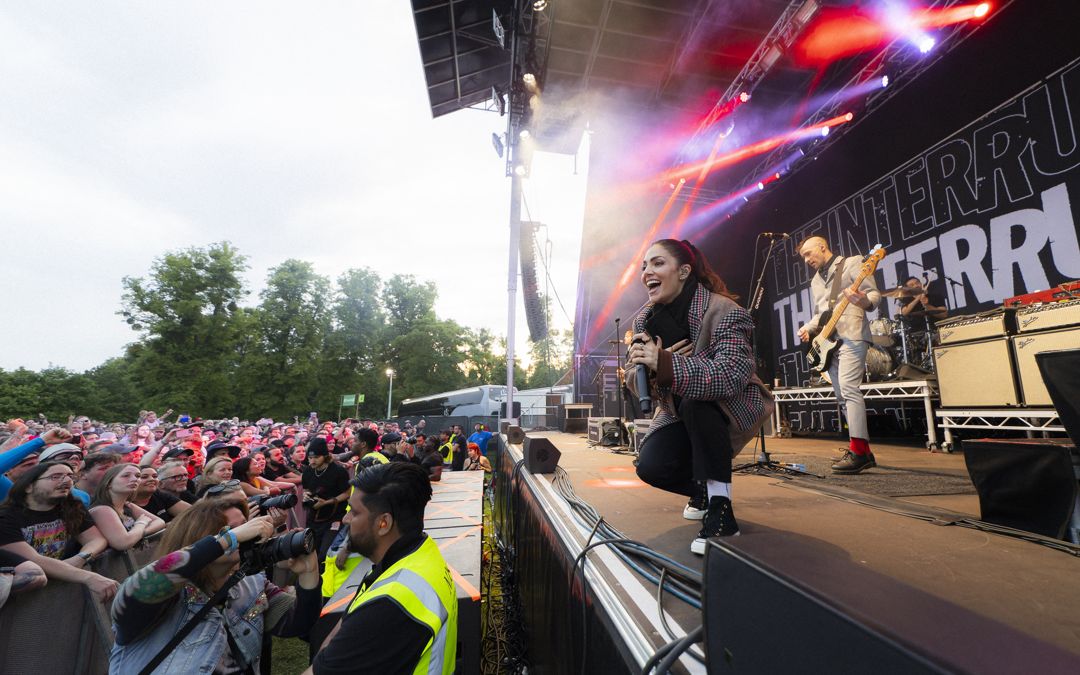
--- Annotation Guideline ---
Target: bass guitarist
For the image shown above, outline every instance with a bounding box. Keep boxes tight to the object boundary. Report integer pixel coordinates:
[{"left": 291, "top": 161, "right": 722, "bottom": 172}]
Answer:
[{"left": 796, "top": 236, "right": 881, "bottom": 474}]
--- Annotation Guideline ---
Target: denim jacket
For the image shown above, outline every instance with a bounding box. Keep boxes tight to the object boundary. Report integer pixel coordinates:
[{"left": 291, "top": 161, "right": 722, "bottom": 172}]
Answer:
[{"left": 109, "top": 574, "right": 268, "bottom": 674}]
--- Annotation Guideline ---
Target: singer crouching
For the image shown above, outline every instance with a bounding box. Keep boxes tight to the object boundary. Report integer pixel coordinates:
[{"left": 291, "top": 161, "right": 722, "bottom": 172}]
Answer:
[{"left": 626, "top": 239, "right": 768, "bottom": 554}]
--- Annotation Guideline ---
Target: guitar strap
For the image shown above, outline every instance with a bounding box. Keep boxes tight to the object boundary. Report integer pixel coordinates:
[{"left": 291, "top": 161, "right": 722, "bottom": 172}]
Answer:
[{"left": 826, "top": 257, "right": 846, "bottom": 310}]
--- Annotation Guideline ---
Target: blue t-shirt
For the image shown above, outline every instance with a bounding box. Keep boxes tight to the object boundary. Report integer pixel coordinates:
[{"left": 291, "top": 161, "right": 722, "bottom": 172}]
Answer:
[{"left": 467, "top": 430, "right": 493, "bottom": 454}]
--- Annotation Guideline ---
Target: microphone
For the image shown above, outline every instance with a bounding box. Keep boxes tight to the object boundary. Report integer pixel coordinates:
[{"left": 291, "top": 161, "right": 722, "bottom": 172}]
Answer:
[
  {"left": 630, "top": 336, "right": 653, "bottom": 415},
  {"left": 761, "top": 232, "right": 790, "bottom": 239}
]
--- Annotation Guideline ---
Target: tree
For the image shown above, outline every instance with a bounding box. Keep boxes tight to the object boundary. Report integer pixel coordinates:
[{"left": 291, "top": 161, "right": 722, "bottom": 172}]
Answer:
[
  {"left": 382, "top": 275, "right": 437, "bottom": 333},
  {"left": 237, "top": 260, "right": 332, "bottom": 418},
  {"left": 119, "top": 242, "right": 249, "bottom": 416},
  {"left": 523, "top": 329, "right": 573, "bottom": 389}
]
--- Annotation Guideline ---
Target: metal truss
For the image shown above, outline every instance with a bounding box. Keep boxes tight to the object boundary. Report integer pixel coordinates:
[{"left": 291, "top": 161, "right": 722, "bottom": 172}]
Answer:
[{"left": 934, "top": 409, "right": 1065, "bottom": 434}]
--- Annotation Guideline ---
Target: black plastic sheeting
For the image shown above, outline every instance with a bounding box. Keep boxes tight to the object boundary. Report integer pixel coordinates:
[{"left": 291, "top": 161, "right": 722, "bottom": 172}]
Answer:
[{"left": 493, "top": 437, "right": 635, "bottom": 674}]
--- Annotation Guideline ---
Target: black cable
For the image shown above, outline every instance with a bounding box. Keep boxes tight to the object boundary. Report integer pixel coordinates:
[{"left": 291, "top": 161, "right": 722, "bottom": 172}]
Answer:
[{"left": 653, "top": 626, "right": 704, "bottom": 674}]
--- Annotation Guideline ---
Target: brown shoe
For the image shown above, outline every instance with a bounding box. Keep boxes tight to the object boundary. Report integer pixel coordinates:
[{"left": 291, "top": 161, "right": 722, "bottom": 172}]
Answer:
[{"left": 831, "top": 451, "right": 876, "bottom": 475}]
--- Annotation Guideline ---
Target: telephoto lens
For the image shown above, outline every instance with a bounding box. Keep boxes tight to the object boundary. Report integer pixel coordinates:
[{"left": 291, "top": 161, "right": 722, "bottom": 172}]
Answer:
[
  {"left": 238, "top": 528, "right": 315, "bottom": 573},
  {"left": 248, "top": 492, "right": 298, "bottom": 515}
]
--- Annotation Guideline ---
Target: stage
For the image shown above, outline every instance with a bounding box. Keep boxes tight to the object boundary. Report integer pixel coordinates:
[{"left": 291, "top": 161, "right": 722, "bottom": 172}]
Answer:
[{"left": 494, "top": 431, "right": 1080, "bottom": 673}]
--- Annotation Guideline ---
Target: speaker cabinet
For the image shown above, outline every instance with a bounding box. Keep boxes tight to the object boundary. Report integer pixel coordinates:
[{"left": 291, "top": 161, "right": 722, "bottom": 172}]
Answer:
[
  {"left": 506, "top": 425, "right": 525, "bottom": 445},
  {"left": 522, "top": 436, "right": 561, "bottom": 474},
  {"left": 933, "top": 338, "right": 1019, "bottom": 407},
  {"left": 1011, "top": 326, "right": 1080, "bottom": 406},
  {"left": 562, "top": 403, "right": 592, "bottom": 433},
  {"left": 963, "top": 438, "right": 1078, "bottom": 539}
]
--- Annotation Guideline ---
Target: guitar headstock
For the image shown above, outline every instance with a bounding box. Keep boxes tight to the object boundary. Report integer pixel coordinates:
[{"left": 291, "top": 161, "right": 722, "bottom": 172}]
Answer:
[{"left": 860, "top": 244, "right": 886, "bottom": 275}]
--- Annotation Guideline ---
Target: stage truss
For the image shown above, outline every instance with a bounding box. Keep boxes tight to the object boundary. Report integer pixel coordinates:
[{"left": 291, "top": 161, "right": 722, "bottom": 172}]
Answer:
[
  {"left": 773, "top": 379, "right": 944, "bottom": 451},
  {"left": 934, "top": 409, "right": 1066, "bottom": 451}
]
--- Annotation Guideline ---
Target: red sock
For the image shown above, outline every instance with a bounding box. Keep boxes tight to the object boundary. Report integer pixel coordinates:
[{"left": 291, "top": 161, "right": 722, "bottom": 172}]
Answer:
[{"left": 850, "top": 437, "right": 871, "bottom": 456}]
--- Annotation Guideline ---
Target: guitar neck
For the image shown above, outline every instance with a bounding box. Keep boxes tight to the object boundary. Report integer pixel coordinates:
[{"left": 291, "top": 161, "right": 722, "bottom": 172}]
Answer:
[{"left": 820, "top": 273, "right": 872, "bottom": 338}]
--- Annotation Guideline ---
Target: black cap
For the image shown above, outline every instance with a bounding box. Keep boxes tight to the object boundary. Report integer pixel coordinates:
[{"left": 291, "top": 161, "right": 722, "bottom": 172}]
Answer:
[{"left": 307, "top": 437, "right": 331, "bottom": 457}]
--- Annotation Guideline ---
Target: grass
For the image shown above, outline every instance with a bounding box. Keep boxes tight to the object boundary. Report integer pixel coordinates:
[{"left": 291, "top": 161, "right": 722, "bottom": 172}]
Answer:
[{"left": 271, "top": 635, "right": 311, "bottom": 674}]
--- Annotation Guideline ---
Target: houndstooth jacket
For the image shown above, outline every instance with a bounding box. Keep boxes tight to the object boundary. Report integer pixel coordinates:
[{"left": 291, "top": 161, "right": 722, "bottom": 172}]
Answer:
[{"left": 627, "top": 284, "right": 766, "bottom": 443}]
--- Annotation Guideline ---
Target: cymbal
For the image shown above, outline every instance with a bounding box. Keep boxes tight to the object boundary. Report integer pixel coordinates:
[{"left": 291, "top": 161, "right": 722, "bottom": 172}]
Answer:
[{"left": 881, "top": 286, "right": 920, "bottom": 299}]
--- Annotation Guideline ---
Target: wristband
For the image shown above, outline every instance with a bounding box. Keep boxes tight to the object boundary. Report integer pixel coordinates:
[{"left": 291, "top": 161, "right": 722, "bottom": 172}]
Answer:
[{"left": 218, "top": 528, "right": 239, "bottom": 555}]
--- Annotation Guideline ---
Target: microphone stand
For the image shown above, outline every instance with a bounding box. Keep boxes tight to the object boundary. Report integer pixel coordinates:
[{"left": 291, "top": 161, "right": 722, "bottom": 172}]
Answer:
[{"left": 734, "top": 235, "right": 817, "bottom": 478}]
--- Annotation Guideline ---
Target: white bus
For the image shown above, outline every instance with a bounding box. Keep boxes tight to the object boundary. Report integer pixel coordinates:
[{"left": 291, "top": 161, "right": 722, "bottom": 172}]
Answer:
[{"left": 397, "top": 385, "right": 512, "bottom": 419}]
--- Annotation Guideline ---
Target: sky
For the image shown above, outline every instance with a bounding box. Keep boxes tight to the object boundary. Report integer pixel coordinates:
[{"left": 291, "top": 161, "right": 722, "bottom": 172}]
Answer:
[{"left": 0, "top": 1, "right": 587, "bottom": 372}]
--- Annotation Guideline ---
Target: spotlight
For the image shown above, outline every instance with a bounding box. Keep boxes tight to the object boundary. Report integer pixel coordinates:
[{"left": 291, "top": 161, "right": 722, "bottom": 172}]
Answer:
[
  {"left": 519, "top": 129, "right": 531, "bottom": 139},
  {"left": 774, "top": 172, "right": 781, "bottom": 179},
  {"left": 974, "top": 3, "right": 990, "bottom": 18},
  {"left": 514, "top": 164, "right": 527, "bottom": 177},
  {"left": 917, "top": 36, "right": 935, "bottom": 53},
  {"left": 533, "top": 0, "right": 548, "bottom": 10},
  {"left": 523, "top": 72, "right": 536, "bottom": 86},
  {"left": 820, "top": 126, "right": 830, "bottom": 137},
  {"left": 678, "top": 178, "right": 686, "bottom": 184},
  {"left": 757, "top": 182, "right": 765, "bottom": 191},
  {"left": 739, "top": 92, "right": 751, "bottom": 103},
  {"left": 880, "top": 74, "right": 889, "bottom": 88},
  {"left": 844, "top": 112, "right": 854, "bottom": 121}
]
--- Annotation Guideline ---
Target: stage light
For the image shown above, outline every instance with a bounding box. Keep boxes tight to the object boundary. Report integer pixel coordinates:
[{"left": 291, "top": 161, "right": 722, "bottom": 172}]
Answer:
[
  {"left": 519, "top": 129, "right": 531, "bottom": 139},
  {"left": 917, "top": 36, "right": 935, "bottom": 53},
  {"left": 514, "top": 164, "right": 527, "bottom": 176},
  {"left": 820, "top": 126, "right": 830, "bottom": 137},
  {"left": 844, "top": 112, "right": 854, "bottom": 121},
  {"left": 669, "top": 183, "right": 676, "bottom": 189},
  {"left": 880, "top": 74, "right": 890, "bottom": 88},
  {"left": 532, "top": 0, "right": 548, "bottom": 10},
  {"left": 523, "top": 72, "right": 536, "bottom": 86},
  {"left": 774, "top": 172, "right": 781, "bottom": 179},
  {"left": 974, "top": 3, "right": 991, "bottom": 18},
  {"left": 678, "top": 178, "right": 686, "bottom": 184},
  {"left": 739, "top": 92, "right": 751, "bottom": 103},
  {"left": 757, "top": 182, "right": 765, "bottom": 191}
]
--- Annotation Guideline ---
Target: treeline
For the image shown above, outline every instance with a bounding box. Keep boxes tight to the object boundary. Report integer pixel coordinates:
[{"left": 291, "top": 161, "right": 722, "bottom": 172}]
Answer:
[{"left": 0, "top": 242, "right": 571, "bottom": 422}]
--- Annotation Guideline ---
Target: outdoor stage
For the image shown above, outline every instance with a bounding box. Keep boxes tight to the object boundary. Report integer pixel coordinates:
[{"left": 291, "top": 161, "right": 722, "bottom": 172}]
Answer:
[{"left": 494, "top": 431, "right": 1080, "bottom": 673}]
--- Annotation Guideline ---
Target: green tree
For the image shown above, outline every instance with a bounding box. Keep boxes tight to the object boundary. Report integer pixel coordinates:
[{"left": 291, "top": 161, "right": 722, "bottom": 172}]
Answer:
[
  {"left": 238, "top": 260, "right": 332, "bottom": 418},
  {"left": 120, "top": 242, "right": 249, "bottom": 416}
]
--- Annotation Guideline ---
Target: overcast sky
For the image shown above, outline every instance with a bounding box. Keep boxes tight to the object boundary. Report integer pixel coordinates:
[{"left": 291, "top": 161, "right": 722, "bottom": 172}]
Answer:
[{"left": 0, "top": 2, "right": 586, "bottom": 372}]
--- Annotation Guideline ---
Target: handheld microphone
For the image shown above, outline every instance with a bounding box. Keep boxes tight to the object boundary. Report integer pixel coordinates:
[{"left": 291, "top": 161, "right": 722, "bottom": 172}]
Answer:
[
  {"left": 761, "top": 232, "right": 790, "bottom": 239},
  {"left": 629, "top": 335, "right": 653, "bottom": 415}
]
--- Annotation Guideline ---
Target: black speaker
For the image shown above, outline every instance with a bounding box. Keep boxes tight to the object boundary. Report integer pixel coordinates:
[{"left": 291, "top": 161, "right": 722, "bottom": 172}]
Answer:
[
  {"left": 500, "top": 401, "right": 522, "bottom": 418},
  {"left": 522, "top": 436, "right": 561, "bottom": 474},
  {"left": 963, "top": 438, "right": 1077, "bottom": 539},
  {"left": 703, "top": 540, "right": 944, "bottom": 674},
  {"left": 506, "top": 425, "right": 525, "bottom": 445}
]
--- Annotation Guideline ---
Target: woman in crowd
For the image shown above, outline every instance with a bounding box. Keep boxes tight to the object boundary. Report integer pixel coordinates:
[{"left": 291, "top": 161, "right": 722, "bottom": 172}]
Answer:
[
  {"left": 233, "top": 454, "right": 289, "bottom": 498},
  {"left": 89, "top": 463, "right": 167, "bottom": 552},
  {"left": 130, "top": 465, "right": 190, "bottom": 523},
  {"left": 196, "top": 457, "right": 234, "bottom": 498},
  {"left": 109, "top": 500, "right": 321, "bottom": 674},
  {"left": 463, "top": 442, "right": 492, "bottom": 472},
  {"left": 288, "top": 443, "right": 307, "bottom": 471}
]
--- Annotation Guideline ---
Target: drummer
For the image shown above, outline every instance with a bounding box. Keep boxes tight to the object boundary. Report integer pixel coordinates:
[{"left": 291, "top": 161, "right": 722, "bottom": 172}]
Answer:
[{"left": 898, "top": 276, "right": 948, "bottom": 324}]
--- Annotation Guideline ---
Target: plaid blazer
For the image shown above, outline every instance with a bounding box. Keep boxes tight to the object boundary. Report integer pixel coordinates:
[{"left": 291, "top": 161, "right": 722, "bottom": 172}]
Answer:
[{"left": 629, "top": 284, "right": 766, "bottom": 443}]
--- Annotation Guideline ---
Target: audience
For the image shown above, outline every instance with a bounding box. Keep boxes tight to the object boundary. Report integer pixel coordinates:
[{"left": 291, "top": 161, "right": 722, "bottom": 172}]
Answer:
[{"left": 89, "top": 463, "right": 167, "bottom": 552}]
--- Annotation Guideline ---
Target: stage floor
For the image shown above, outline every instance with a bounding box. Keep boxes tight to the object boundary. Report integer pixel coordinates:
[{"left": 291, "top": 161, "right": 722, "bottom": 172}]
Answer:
[{"left": 525, "top": 431, "right": 1080, "bottom": 661}]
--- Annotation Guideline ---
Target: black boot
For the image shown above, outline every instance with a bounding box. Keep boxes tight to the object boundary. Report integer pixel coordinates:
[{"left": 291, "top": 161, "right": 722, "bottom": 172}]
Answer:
[{"left": 691, "top": 496, "right": 739, "bottom": 555}]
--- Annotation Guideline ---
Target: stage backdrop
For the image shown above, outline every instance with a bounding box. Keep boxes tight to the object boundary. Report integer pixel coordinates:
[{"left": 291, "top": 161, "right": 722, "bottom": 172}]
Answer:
[{"left": 771, "top": 57, "right": 1080, "bottom": 389}]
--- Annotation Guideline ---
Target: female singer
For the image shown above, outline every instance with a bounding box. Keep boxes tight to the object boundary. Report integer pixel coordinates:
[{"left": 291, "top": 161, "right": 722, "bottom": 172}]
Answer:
[{"left": 626, "top": 239, "right": 768, "bottom": 554}]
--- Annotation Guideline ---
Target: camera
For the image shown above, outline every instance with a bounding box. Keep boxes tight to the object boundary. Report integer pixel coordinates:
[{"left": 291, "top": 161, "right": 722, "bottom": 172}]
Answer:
[
  {"left": 239, "top": 528, "right": 315, "bottom": 573},
  {"left": 406, "top": 436, "right": 417, "bottom": 445},
  {"left": 247, "top": 492, "right": 298, "bottom": 515}
]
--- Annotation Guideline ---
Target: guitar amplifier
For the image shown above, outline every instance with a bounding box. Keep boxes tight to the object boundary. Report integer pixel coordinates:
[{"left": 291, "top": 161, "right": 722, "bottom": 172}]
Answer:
[
  {"left": 1015, "top": 299, "right": 1080, "bottom": 333},
  {"left": 937, "top": 310, "right": 1015, "bottom": 345},
  {"left": 933, "top": 338, "right": 1019, "bottom": 407},
  {"left": 1011, "top": 326, "right": 1080, "bottom": 406}
]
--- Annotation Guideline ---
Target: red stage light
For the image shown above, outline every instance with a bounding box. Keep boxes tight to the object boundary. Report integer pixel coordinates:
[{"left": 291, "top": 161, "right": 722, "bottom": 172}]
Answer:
[
  {"left": 739, "top": 91, "right": 751, "bottom": 103},
  {"left": 974, "top": 3, "right": 991, "bottom": 18}
]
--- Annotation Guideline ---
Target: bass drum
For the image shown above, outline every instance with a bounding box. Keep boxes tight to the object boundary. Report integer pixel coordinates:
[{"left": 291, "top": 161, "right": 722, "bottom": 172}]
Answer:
[{"left": 865, "top": 345, "right": 896, "bottom": 381}]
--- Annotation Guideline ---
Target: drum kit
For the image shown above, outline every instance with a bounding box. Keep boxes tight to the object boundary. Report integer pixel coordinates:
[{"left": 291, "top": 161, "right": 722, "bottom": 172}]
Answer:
[{"left": 863, "top": 286, "right": 941, "bottom": 381}]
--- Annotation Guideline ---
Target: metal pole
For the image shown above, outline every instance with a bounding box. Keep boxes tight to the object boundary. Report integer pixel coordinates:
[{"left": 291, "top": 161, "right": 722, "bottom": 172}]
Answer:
[
  {"left": 386, "top": 372, "right": 394, "bottom": 420},
  {"left": 506, "top": 172, "right": 521, "bottom": 422}
]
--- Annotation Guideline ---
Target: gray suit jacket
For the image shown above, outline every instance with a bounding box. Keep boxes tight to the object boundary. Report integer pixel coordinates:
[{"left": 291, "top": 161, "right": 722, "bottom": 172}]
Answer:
[{"left": 804, "top": 256, "right": 881, "bottom": 343}]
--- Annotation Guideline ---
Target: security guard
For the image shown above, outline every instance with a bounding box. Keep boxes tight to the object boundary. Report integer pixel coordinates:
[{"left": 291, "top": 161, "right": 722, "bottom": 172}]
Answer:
[{"left": 309, "top": 463, "right": 457, "bottom": 675}]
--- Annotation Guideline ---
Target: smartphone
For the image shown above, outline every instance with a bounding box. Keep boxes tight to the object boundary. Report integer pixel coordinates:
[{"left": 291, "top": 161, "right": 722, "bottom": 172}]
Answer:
[{"left": 175, "top": 428, "right": 193, "bottom": 439}]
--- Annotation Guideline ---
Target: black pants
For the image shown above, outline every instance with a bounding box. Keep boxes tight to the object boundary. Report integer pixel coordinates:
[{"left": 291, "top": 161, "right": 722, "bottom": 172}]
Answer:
[
  {"left": 308, "top": 519, "right": 339, "bottom": 564},
  {"left": 636, "top": 399, "right": 733, "bottom": 497}
]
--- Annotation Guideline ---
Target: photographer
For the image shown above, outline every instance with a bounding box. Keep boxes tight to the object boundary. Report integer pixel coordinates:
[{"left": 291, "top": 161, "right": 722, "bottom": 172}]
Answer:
[
  {"left": 301, "top": 438, "right": 350, "bottom": 562},
  {"left": 110, "top": 500, "right": 321, "bottom": 674}
]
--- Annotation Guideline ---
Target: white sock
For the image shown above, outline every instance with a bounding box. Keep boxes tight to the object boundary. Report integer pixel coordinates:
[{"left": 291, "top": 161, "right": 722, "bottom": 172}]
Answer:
[{"left": 706, "top": 480, "right": 731, "bottom": 500}]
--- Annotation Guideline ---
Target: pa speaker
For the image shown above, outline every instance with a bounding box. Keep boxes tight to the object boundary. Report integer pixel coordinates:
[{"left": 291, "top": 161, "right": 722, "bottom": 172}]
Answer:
[
  {"left": 522, "top": 436, "right": 561, "bottom": 474},
  {"left": 506, "top": 425, "right": 525, "bottom": 445},
  {"left": 500, "top": 401, "right": 522, "bottom": 418}
]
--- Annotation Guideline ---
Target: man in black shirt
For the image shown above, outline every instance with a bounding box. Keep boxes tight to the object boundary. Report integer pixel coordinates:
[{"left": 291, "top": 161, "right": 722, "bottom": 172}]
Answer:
[
  {"left": 898, "top": 276, "right": 948, "bottom": 325},
  {"left": 157, "top": 461, "right": 197, "bottom": 504},
  {"left": 301, "top": 438, "right": 351, "bottom": 563}
]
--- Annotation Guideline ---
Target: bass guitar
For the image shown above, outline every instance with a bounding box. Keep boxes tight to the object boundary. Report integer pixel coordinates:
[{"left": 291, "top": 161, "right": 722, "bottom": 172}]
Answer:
[{"left": 805, "top": 245, "right": 886, "bottom": 373}]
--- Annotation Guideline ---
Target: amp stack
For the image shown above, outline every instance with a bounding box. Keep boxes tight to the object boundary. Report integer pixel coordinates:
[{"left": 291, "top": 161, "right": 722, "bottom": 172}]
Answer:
[{"left": 933, "top": 281, "right": 1080, "bottom": 407}]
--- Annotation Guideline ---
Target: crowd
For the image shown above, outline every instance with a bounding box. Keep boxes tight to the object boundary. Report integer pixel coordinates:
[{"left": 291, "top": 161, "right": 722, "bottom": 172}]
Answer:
[{"left": 0, "top": 411, "right": 494, "bottom": 673}]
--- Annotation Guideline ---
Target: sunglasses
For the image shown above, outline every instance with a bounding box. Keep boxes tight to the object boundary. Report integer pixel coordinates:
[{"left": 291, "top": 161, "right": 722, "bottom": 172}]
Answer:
[{"left": 205, "top": 479, "right": 242, "bottom": 495}]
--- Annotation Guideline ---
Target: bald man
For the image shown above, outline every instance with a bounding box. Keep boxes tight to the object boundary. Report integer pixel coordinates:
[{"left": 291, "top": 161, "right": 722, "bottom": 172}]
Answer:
[{"left": 796, "top": 236, "right": 882, "bottom": 474}]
